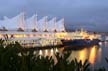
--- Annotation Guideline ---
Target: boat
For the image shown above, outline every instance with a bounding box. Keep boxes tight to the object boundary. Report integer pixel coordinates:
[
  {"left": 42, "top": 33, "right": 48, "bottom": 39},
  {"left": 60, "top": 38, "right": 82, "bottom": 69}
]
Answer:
[{"left": 61, "top": 39, "right": 100, "bottom": 50}]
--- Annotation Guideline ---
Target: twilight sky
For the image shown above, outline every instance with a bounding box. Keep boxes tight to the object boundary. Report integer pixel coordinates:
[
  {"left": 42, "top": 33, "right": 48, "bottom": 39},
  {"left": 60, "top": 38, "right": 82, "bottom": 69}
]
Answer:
[{"left": 0, "top": 0, "right": 108, "bottom": 32}]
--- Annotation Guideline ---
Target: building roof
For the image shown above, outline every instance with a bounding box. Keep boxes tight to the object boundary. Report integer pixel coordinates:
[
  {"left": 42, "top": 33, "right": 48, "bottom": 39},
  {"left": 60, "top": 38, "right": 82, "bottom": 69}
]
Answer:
[{"left": 0, "top": 12, "right": 65, "bottom": 32}]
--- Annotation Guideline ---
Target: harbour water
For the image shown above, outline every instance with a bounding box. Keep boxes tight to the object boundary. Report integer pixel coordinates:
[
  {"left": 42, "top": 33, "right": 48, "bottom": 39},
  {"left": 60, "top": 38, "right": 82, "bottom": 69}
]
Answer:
[{"left": 35, "top": 41, "right": 108, "bottom": 69}]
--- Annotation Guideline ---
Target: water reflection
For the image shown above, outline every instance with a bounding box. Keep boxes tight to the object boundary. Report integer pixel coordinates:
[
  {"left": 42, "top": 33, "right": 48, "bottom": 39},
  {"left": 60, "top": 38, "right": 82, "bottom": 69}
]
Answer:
[
  {"left": 89, "top": 46, "right": 97, "bottom": 64},
  {"left": 39, "top": 50, "right": 43, "bottom": 56},
  {"left": 45, "top": 50, "right": 48, "bottom": 56},
  {"left": 67, "top": 46, "right": 97, "bottom": 64},
  {"left": 67, "top": 48, "right": 88, "bottom": 64},
  {"left": 51, "top": 49, "right": 54, "bottom": 56},
  {"left": 97, "top": 47, "right": 102, "bottom": 63},
  {"left": 78, "top": 48, "right": 88, "bottom": 63},
  {"left": 34, "top": 43, "right": 108, "bottom": 68}
]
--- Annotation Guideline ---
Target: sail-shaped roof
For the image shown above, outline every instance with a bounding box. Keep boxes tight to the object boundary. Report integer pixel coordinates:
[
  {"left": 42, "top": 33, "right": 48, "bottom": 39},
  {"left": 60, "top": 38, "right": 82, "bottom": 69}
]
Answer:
[
  {"left": 0, "top": 12, "right": 24, "bottom": 30},
  {"left": 0, "top": 13, "right": 65, "bottom": 32},
  {"left": 47, "top": 17, "right": 56, "bottom": 32},
  {"left": 37, "top": 16, "right": 47, "bottom": 31},
  {"left": 25, "top": 14, "right": 37, "bottom": 31},
  {"left": 56, "top": 18, "right": 65, "bottom": 32}
]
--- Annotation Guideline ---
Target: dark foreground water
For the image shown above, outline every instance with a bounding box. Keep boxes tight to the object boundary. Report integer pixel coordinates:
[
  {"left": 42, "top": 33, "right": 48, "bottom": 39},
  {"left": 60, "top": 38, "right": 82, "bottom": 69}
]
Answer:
[{"left": 36, "top": 42, "right": 108, "bottom": 69}]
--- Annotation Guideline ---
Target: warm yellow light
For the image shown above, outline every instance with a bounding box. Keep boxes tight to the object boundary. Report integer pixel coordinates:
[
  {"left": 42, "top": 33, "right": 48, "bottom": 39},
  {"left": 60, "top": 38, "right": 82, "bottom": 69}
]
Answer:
[
  {"left": 51, "top": 49, "right": 54, "bottom": 56},
  {"left": 55, "top": 48, "right": 58, "bottom": 53},
  {"left": 39, "top": 50, "right": 43, "bottom": 56},
  {"left": 89, "top": 46, "right": 96, "bottom": 64},
  {"left": 55, "top": 32, "right": 68, "bottom": 38},
  {"left": 78, "top": 48, "right": 87, "bottom": 64},
  {"left": 0, "top": 34, "right": 3, "bottom": 38},
  {"left": 45, "top": 50, "right": 48, "bottom": 56},
  {"left": 14, "top": 34, "right": 24, "bottom": 38}
]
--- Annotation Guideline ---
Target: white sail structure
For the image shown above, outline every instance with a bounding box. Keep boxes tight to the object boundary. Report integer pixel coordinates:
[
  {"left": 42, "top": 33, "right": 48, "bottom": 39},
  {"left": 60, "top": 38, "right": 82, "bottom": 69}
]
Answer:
[
  {"left": 47, "top": 17, "right": 56, "bottom": 32},
  {"left": 18, "top": 12, "right": 25, "bottom": 30},
  {"left": 0, "top": 12, "right": 66, "bottom": 32},
  {"left": 25, "top": 14, "right": 37, "bottom": 31},
  {"left": 0, "top": 12, "right": 25, "bottom": 30},
  {"left": 37, "top": 16, "right": 47, "bottom": 32},
  {"left": 56, "top": 18, "right": 65, "bottom": 32},
  {"left": 44, "top": 16, "right": 48, "bottom": 31}
]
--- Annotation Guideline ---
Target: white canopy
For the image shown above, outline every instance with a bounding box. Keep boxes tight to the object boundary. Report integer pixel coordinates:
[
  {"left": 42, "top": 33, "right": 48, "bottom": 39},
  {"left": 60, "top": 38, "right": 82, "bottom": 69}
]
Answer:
[
  {"left": 0, "top": 12, "right": 24, "bottom": 30},
  {"left": 56, "top": 18, "right": 65, "bottom": 32},
  {"left": 0, "top": 13, "right": 65, "bottom": 32},
  {"left": 47, "top": 17, "right": 56, "bottom": 32},
  {"left": 37, "top": 16, "right": 47, "bottom": 31},
  {"left": 25, "top": 14, "right": 37, "bottom": 30}
]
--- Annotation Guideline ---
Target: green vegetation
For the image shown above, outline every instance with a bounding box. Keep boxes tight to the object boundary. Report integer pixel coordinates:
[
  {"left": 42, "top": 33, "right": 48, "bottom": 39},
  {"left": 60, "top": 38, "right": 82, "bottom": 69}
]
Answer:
[{"left": 0, "top": 39, "right": 108, "bottom": 71}]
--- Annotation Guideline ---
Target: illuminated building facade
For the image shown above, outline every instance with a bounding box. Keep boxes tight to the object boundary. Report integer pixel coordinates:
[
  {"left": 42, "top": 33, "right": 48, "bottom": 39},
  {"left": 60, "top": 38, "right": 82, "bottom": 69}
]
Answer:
[{"left": 0, "top": 12, "right": 100, "bottom": 47}]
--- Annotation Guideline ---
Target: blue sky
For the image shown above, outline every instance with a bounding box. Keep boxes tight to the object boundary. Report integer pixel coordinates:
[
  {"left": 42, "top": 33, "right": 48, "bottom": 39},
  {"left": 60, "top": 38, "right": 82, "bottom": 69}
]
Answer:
[{"left": 0, "top": 0, "right": 108, "bottom": 32}]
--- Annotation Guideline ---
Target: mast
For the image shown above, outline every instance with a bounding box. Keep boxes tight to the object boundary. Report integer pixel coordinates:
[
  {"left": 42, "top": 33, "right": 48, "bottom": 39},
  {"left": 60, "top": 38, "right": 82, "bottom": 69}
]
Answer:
[
  {"left": 62, "top": 18, "right": 65, "bottom": 32},
  {"left": 44, "top": 16, "right": 48, "bottom": 32},
  {"left": 32, "top": 14, "right": 37, "bottom": 32},
  {"left": 54, "top": 17, "right": 56, "bottom": 32},
  {"left": 18, "top": 12, "right": 25, "bottom": 31}
]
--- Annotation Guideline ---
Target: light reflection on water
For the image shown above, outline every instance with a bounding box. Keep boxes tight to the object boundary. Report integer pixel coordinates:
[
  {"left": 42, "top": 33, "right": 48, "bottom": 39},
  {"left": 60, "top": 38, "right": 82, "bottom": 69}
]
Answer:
[
  {"left": 89, "top": 46, "right": 97, "bottom": 65},
  {"left": 36, "top": 42, "right": 108, "bottom": 68},
  {"left": 67, "top": 46, "right": 97, "bottom": 65}
]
